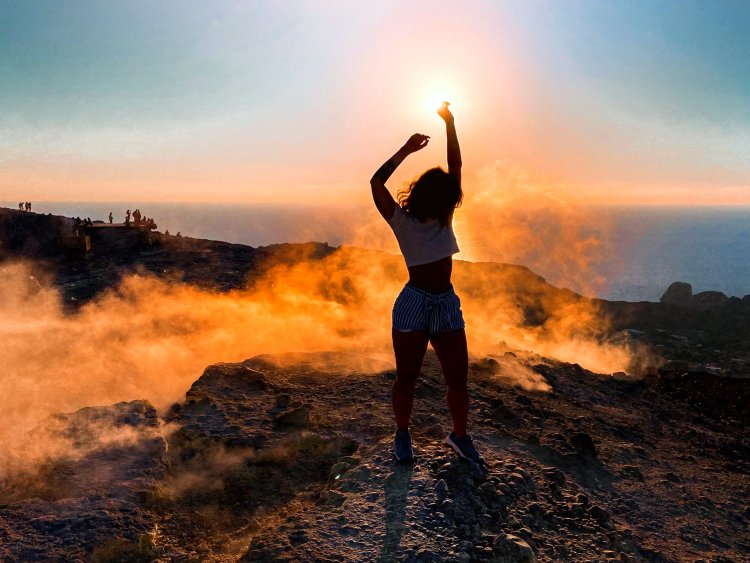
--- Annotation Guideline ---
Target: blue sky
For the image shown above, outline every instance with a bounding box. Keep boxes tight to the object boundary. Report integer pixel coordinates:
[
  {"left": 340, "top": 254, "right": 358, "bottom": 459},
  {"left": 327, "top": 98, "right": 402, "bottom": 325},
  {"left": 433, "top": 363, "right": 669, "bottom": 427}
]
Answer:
[{"left": 1, "top": 0, "right": 748, "bottom": 203}]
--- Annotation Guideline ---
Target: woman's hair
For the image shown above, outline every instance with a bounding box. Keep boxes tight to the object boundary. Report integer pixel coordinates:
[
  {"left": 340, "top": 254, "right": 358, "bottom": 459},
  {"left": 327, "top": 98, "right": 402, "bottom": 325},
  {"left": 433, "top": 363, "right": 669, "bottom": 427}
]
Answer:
[{"left": 397, "top": 167, "right": 462, "bottom": 226}]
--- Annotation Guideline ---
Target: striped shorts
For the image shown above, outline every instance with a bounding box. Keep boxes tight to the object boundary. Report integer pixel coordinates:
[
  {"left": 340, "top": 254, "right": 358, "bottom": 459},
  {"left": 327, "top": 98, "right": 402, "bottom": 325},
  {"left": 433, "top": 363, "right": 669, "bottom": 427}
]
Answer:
[{"left": 392, "top": 283, "right": 466, "bottom": 336}]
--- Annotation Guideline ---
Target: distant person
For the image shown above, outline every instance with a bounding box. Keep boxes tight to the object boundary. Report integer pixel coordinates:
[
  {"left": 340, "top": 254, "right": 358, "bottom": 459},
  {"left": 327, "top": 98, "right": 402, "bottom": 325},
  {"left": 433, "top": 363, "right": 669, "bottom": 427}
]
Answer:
[
  {"left": 25, "top": 202, "right": 31, "bottom": 212},
  {"left": 175, "top": 231, "right": 181, "bottom": 237},
  {"left": 108, "top": 212, "right": 113, "bottom": 224},
  {"left": 125, "top": 209, "right": 131, "bottom": 226},
  {"left": 370, "top": 101, "right": 481, "bottom": 464},
  {"left": 18, "top": 202, "right": 23, "bottom": 211},
  {"left": 164, "top": 229, "right": 170, "bottom": 236}
]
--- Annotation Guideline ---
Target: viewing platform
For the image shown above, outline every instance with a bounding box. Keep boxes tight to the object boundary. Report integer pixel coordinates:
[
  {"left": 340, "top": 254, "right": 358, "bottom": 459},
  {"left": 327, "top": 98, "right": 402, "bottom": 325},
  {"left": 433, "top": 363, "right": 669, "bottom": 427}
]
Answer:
[{"left": 72, "top": 221, "right": 158, "bottom": 254}]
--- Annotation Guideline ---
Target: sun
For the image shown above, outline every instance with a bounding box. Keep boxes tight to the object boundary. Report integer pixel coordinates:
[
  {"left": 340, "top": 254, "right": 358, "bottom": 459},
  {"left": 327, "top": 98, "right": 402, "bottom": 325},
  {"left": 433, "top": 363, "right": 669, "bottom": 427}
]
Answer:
[
  {"left": 411, "top": 71, "right": 466, "bottom": 118},
  {"left": 400, "top": 65, "right": 478, "bottom": 125},
  {"left": 422, "top": 81, "right": 457, "bottom": 113}
]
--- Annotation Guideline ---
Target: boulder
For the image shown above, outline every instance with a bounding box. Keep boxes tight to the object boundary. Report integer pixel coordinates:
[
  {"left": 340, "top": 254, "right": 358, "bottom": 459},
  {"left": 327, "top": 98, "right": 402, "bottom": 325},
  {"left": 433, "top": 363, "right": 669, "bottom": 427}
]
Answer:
[
  {"left": 690, "top": 291, "right": 728, "bottom": 311},
  {"left": 491, "top": 533, "right": 536, "bottom": 562},
  {"left": 660, "top": 282, "right": 692, "bottom": 306},
  {"left": 273, "top": 406, "right": 310, "bottom": 429},
  {"left": 659, "top": 282, "right": 729, "bottom": 311}
]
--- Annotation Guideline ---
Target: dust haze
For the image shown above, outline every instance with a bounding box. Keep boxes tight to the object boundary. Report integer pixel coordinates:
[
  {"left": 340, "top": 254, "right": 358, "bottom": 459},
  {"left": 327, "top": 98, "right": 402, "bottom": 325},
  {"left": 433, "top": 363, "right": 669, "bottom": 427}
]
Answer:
[{"left": 0, "top": 166, "right": 648, "bottom": 473}]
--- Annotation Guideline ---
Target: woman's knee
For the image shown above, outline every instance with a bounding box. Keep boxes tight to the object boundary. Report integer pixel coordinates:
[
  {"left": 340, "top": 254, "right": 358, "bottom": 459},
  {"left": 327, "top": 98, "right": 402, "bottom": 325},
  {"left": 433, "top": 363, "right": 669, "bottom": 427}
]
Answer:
[
  {"left": 394, "top": 371, "right": 420, "bottom": 388},
  {"left": 444, "top": 370, "right": 468, "bottom": 391}
]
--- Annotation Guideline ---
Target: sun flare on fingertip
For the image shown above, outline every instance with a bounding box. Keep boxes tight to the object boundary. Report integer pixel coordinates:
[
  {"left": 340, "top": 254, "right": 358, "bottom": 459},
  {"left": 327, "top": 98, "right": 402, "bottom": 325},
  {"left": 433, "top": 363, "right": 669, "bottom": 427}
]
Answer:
[
  {"left": 430, "top": 98, "right": 451, "bottom": 112},
  {"left": 425, "top": 91, "right": 456, "bottom": 114}
]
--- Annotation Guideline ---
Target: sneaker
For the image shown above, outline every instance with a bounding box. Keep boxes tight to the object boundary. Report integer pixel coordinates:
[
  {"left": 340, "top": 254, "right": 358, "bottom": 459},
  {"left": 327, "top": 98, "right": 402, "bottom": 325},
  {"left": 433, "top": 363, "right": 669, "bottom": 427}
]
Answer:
[
  {"left": 394, "top": 429, "right": 414, "bottom": 462},
  {"left": 445, "top": 432, "right": 484, "bottom": 463}
]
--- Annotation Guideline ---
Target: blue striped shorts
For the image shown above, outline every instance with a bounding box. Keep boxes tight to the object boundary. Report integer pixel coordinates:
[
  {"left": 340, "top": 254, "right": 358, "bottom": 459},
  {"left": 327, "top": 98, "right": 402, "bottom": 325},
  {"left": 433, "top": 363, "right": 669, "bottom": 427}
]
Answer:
[{"left": 392, "top": 283, "right": 466, "bottom": 336}]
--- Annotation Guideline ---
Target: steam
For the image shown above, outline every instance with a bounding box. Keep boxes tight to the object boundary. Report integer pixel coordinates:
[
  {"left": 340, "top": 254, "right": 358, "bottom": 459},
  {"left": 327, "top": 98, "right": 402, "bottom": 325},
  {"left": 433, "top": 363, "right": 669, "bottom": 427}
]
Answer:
[
  {"left": 1, "top": 240, "right": 642, "bottom": 476},
  {"left": 454, "top": 160, "right": 612, "bottom": 294},
  {"left": 0, "top": 164, "right": 655, "bottom": 474}
]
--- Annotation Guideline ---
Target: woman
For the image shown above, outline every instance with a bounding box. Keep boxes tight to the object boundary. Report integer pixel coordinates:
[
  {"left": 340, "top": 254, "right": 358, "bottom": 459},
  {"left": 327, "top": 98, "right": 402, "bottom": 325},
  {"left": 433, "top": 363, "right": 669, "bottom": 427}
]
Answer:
[{"left": 370, "top": 102, "right": 482, "bottom": 463}]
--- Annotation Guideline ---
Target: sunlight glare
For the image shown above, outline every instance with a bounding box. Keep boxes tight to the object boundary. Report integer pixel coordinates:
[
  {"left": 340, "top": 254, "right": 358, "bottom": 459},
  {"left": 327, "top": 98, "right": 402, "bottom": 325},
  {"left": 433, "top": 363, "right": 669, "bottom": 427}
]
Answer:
[{"left": 405, "top": 67, "right": 469, "bottom": 123}]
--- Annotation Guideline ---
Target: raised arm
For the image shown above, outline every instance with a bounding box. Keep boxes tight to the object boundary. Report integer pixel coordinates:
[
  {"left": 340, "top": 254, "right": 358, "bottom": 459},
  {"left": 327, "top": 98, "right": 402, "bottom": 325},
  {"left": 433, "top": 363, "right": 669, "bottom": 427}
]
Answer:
[
  {"left": 370, "top": 133, "right": 430, "bottom": 220},
  {"left": 438, "top": 101, "right": 461, "bottom": 187}
]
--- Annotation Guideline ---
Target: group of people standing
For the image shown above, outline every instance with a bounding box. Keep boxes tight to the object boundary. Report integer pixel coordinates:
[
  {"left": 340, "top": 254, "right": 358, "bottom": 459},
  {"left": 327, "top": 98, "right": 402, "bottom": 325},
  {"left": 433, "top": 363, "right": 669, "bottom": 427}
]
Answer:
[
  {"left": 69, "top": 208, "right": 156, "bottom": 230},
  {"left": 124, "top": 208, "right": 154, "bottom": 228},
  {"left": 18, "top": 201, "right": 32, "bottom": 212}
]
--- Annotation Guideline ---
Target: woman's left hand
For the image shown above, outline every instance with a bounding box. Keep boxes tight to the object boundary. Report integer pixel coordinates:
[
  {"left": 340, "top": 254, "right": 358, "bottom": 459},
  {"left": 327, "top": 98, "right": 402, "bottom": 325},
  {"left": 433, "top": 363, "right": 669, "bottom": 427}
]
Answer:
[{"left": 437, "top": 101, "right": 454, "bottom": 122}]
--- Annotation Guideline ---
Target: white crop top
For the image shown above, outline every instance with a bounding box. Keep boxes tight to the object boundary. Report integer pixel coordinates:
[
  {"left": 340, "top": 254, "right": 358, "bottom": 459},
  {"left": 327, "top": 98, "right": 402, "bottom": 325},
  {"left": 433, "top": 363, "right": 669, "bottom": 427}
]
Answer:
[{"left": 386, "top": 205, "right": 460, "bottom": 267}]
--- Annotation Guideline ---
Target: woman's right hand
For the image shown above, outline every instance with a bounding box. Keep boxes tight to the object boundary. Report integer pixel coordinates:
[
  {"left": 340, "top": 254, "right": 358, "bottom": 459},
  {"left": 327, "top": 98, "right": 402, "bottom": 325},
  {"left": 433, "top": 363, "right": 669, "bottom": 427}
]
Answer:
[{"left": 403, "top": 133, "right": 430, "bottom": 153}]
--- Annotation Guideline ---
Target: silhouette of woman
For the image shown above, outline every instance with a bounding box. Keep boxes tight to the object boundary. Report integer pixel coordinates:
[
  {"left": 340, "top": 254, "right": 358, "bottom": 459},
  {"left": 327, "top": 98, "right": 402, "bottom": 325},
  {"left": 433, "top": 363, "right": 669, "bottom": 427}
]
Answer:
[{"left": 370, "top": 102, "right": 482, "bottom": 463}]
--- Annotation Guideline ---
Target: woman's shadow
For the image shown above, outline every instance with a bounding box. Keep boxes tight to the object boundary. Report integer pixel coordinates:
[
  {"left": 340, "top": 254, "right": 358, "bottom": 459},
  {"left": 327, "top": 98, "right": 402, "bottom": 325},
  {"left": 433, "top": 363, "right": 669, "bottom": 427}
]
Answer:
[{"left": 379, "top": 462, "right": 414, "bottom": 561}]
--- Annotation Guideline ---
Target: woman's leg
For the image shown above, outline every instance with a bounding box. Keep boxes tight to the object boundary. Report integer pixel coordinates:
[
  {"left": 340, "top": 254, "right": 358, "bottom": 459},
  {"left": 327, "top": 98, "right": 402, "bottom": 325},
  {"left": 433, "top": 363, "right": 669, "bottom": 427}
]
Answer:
[
  {"left": 430, "top": 329, "right": 469, "bottom": 436},
  {"left": 392, "top": 329, "right": 430, "bottom": 430}
]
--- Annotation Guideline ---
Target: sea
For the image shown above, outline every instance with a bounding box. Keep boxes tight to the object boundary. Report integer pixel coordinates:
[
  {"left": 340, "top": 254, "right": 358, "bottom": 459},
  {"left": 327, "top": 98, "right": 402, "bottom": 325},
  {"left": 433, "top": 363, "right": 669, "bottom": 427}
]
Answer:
[{"left": 5, "top": 201, "right": 750, "bottom": 303}]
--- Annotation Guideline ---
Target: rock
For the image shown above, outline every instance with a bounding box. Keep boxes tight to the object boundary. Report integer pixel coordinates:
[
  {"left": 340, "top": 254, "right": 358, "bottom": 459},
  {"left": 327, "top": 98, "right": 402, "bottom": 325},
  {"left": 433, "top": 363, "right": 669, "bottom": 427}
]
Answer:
[
  {"left": 480, "top": 482, "right": 496, "bottom": 497},
  {"left": 543, "top": 467, "right": 566, "bottom": 486},
  {"left": 587, "top": 505, "right": 611, "bottom": 524},
  {"left": 527, "top": 503, "right": 546, "bottom": 519},
  {"left": 195, "top": 363, "right": 266, "bottom": 393},
  {"left": 338, "top": 466, "right": 372, "bottom": 492},
  {"left": 620, "top": 465, "right": 644, "bottom": 481},
  {"left": 492, "top": 533, "right": 537, "bottom": 562},
  {"left": 660, "top": 282, "right": 693, "bottom": 306},
  {"left": 508, "top": 473, "right": 529, "bottom": 494},
  {"left": 569, "top": 503, "right": 586, "bottom": 518},
  {"left": 424, "top": 423, "right": 444, "bottom": 439},
  {"left": 329, "top": 462, "right": 351, "bottom": 481},
  {"left": 459, "top": 540, "right": 473, "bottom": 552},
  {"left": 288, "top": 529, "right": 308, "bottom": 546},
  {"left": 275, "top": 393, "right": 291, "bottom": 408},
  {"left": 324, "top": 490, "right": 346, "bottom": 506},
  {"left": 690, "top": 291, "right": 728, "bottom": 311},
  {"left": 273, "top": 406, "right": 310, "bottom": 429},
  {"left": 435, "top": 479, "right": 449, "bottom": 502},
  {"left": 515, "top": 527, "right": 534, "bottom": 541},
  {"left": 498, "top": 483, "right": 513, "bottom": 495}
]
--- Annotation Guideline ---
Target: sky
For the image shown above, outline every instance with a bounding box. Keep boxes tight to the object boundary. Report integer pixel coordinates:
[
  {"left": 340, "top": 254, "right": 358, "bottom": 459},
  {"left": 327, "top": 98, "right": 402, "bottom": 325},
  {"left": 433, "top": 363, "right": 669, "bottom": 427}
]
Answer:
[{"left": 1, "top": 0, "right": 749, "bottom": 205}]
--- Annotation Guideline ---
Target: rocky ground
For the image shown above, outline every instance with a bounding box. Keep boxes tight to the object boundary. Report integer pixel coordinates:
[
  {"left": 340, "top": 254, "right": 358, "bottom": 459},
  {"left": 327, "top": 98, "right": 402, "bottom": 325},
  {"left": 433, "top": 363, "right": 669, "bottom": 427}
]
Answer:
[{"left": 1, "top": 350, "right": 747, "bottom": 562}]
